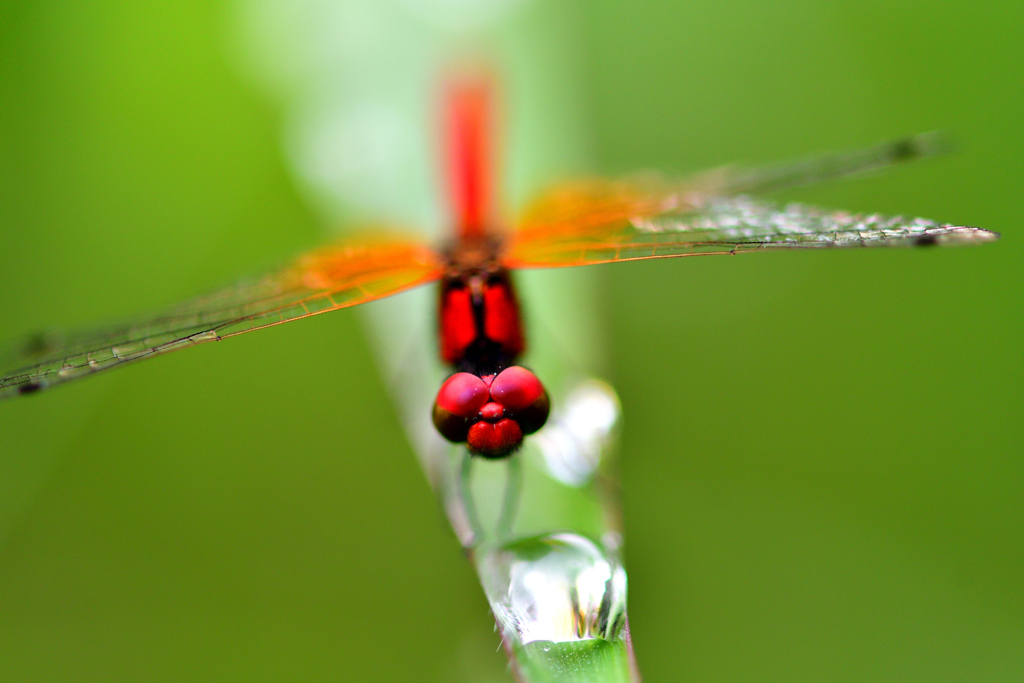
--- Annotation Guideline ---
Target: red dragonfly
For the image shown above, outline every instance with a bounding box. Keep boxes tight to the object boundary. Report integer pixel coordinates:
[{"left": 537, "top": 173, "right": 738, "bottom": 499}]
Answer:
[{"left": 0, "top": 81, "right": 998, "bottom": 457}]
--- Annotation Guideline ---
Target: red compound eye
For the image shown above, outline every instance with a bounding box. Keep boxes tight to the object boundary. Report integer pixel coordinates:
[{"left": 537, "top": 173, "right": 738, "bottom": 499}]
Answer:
[
  {"left": 490, "top": 366, "right": 544, "bottom": 411},
  {"left": 433, "top": 373, "right": 489, "bottom": 443},
  {"left": 432, "top": 368, "right": 550, "bottom": 452},
  {"left": 490, "top": 366, "right": 549, "bottom": 435},
  {"left": 436, "top": 373, "right": 489, "bottom": 417},
  {"left": 467, "top": 419, "right": 523, "bottom": 459}
]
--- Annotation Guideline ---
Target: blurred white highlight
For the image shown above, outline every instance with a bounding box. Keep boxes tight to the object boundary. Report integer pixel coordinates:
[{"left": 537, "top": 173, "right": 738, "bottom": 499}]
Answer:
[{"left": 532, "top": 380, "right": 620, "bottom": 487}]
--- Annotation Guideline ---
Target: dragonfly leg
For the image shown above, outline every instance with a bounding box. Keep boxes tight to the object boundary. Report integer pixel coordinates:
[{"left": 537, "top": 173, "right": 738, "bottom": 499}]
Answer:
[
  {"left": 496, "top": 455, "right": 523, "bottom": 541},
  {"left": 458, "top": 449, "right": 483, "bottom": 546},
  {"left": 455, "top": 447, "right": 523, "bottom": 546}
]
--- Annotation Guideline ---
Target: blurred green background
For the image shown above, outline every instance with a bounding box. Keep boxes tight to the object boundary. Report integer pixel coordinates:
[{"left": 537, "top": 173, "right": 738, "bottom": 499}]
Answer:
[{"left": 1, "top": 0, "right": 1021, "bottom": 681}]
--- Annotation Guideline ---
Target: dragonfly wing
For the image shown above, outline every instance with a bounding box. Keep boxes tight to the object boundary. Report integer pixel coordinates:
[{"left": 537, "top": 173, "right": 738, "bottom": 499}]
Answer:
[
  {"left": 690, "top": 131, "right": 952, "bottom": 197},
  {"left": 1, "top": 234, "right": 444, "bottom": 400},
  {"left": 504, "top": 137, "right": 997, "bottom": 269}
]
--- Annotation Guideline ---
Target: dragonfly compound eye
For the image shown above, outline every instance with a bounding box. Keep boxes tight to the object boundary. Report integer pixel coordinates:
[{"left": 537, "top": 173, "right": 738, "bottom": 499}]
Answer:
[
  {"left": 432, "top": 367, "right": 550, "bottom": 456},
  {"left": 490, "top": 366, "right": 550, "bottom": 435},
  {"left": 433, "top": 372, "right": 490, "bottom": 443}
]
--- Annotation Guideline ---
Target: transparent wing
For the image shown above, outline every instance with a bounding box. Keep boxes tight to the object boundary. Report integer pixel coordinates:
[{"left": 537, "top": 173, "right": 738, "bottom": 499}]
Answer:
[
  {"left": 1, "top": 234, "right": 444, "bottom": 399},
  {"left": 691, "top": 131, "right": 954, "bottom": 197},
  {"left": 504, "top": 135, "right": 997, "bottom": 269},
  {"left": 504, "top": 189, "right": 997, "bottom": 268}
]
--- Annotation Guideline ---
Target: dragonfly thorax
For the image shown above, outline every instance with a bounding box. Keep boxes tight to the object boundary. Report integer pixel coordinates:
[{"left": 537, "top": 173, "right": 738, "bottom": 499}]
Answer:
[{"left": 438, "top": 268, "right": 524, "bottom": 374}]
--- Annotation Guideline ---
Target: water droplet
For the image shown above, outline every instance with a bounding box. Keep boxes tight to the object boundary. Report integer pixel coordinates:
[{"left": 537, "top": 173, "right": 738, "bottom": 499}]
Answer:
[{"left": 478, "top": 533, "right": 627, "bottom": 644}]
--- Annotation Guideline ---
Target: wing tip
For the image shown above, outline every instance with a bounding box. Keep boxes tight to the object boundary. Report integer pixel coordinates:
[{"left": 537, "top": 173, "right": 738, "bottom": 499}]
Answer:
[
  {"left": 891, "top": 130, "right": 954, "bottom": 162},
  {"left": 924, "top": 226, "right": 1000, "bottom": 246}
]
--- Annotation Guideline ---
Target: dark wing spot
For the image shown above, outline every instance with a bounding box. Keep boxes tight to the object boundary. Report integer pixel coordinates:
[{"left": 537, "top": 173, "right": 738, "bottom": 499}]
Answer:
[
  {"left": 889, "top": 137, "right": 918, "bottom": 162},
  {"left": 18, "top": 382, "right": 43, "bottom": 395},
  {"left": 913, "top": 234, "right": 939, "bottom": 247},
  {"left": 20, "top": 331, "right": 60, "bottom": 358}
]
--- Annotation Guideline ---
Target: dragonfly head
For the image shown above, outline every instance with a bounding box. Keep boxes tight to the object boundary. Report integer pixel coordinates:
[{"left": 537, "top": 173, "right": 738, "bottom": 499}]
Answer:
[{"left": 432, "top": 366, "right": 550, "bottom": 458}]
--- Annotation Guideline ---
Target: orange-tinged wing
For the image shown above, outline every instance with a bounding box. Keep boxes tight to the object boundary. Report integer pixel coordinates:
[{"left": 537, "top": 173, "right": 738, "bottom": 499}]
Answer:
[
  {"left": 504, "top": 134, "right": 998, "bottom": 269},
  {"left": 1, "top": 234, "right": 444, "bottom": 400}
]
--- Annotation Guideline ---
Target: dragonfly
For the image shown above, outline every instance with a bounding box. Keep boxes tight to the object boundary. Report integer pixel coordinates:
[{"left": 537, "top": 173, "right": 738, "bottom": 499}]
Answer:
[{"left": 0, "top": 81, "right": 998, "bottom": 458}]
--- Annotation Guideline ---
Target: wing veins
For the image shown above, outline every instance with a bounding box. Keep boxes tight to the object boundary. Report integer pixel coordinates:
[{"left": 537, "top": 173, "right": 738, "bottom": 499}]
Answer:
[{"left": 2, "top": 236, "right": 443, "bottom": 399}]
